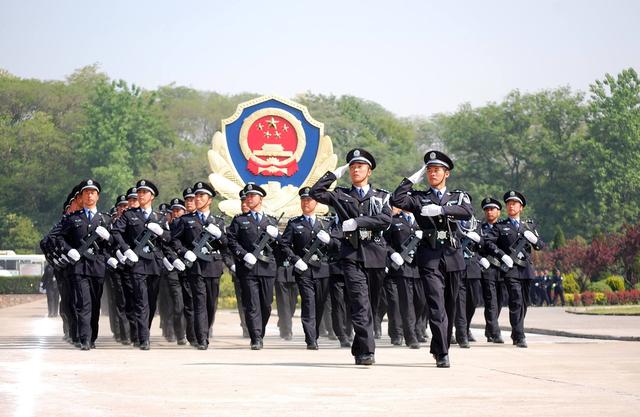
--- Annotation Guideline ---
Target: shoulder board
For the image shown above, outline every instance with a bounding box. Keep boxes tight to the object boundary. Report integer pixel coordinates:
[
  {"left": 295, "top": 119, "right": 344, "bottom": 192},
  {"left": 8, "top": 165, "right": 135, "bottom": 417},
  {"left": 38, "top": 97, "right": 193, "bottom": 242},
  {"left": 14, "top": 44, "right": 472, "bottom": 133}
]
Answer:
[
  {"left": 267, "top": 214, "right": 278, "bottom": 220},
  {"left": 374, "top": 188, "right": 390, "bottom": 194},
  {"left": 213, "top": 214, "right": 225, "bottom": 220},
  {"left": 336, "top": 186, "right": 350, "bottom": 192},
  {"left": 233, "top": 213, "right": 245, "bottom": 219},
  {"left": 71, "top": 209, "right": 83, "bottom": 215},
  {"left": 497, "top": 218, "right": 509, "bottom": 224},
  {"left": 525, "top": 219, "right": 535, "bottom": 224}
]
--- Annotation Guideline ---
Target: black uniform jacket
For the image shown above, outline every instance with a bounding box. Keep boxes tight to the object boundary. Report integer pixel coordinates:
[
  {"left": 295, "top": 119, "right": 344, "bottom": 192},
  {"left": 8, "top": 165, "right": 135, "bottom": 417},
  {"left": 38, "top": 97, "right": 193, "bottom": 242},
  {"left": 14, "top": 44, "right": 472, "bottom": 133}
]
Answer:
[
  {"left": 485, "top": 218, "right": 545, "bottom": 280},
  {"left": 281, "top": 215, "right": 337, "bottom": 279},
  {"left": 390, "top": 178, "right": 473, "bottom": 272},
  {"left": 384, "top": 213, "right": 421, "bottom": 278},
  {"left": 170, "top": 212, "right": 227, "bottom": 278},
  {"left": 227, "top": 212, "right": 279, "bottom": 278},
  {"left": 111, "top": 208, "right": 171, "bottom": 276},
  {"left": 54, "top": 209, "right": 113, "bottom": 278},
  {"left": 310, "top": 171, "right": 391, "bottom": 269}
]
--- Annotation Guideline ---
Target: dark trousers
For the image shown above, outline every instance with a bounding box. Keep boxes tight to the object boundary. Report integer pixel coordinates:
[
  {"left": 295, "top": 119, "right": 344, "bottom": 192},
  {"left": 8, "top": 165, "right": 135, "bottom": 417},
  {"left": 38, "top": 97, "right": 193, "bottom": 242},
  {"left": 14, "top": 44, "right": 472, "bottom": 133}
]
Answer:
[
  {"left": 232, "top": 275, "right": 248, "bottom": 333},
  {"left": 330, "top": 274, "right": 353, "bottom": 340},
  {"left": 419, "top": 265, "right": 461, "bottom": 356},
  {"left": 46, "top": 283, "right": 60, "bottom": 317},
  {"left": 106, "top": 270, "right": 129, "bottom": 341},
  {"left": 455, "top": 278, "right": 481, "bottom": 341},
  {"left": 165, "top": 271, "right": 186, "bottom": 341},
  {"left": 397, "top": 277, "right": 427, "bottom": 345},
  {"left": 73, "top": 274, "right": 104, "bottom": 344},
  {"left": 481, "top": 278, "right": 503, "bottom": 339},
  {"left": 274, "top": 281, "right": 298, "bottom": 338},
  {"left": 60, "top": 271, "right": 79, "bottom": 342},
  {"left": 296, "top": 275, "right": 330, "bottom": 345},
  {"left": 505, "top": 277, "right": 530, "bottom": 342},
  {"left": 121, "top": 271, "right": 139, "bottom": 344},
  {"left": 158, "top": 272, "right": 174, "bottom": 339},
  {"left": 147, "top": 274, "right": 161, "bottom": 329},
  {"left": 131, "top": 273, "right": 153, "bottom": 343},
  {"left": 240, "top": 276, "right": 275, "bottom": 344},
  {"left": 180, "top": 273, "right": 196, "bottom": 344},
  {"left": 382, "top": 276, "right": 403, "bottom": 340},
  {"left": 553, "top": 286, "right": 565, "bottom": 306},
  {"left": 341, "top": 260, "right": 384, "bottom": 357},
  {"left": 189, "top": 274, "right": 220, "bottom": 345}
]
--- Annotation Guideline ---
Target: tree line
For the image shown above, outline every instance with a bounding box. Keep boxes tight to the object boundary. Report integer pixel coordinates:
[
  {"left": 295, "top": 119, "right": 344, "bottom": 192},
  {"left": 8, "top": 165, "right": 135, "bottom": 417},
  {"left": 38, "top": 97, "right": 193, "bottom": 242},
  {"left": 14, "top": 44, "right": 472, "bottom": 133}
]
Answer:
[{"left": 1, "top": 65, "right": 639, "bottom": 261}]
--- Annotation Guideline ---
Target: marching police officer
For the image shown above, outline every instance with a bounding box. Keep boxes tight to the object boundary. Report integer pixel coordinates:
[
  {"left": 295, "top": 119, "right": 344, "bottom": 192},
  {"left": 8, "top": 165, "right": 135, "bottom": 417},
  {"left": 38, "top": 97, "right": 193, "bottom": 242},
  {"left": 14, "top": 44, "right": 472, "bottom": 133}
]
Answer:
[
  {"left": 53, "top": 179, "right": 113, "bottom": 350},
  {"left": 391, "top": 151, "right": 473, "bottom": 367},
  {"left": 478, "top": 197, "right": 506, "bottom": 343},
  {"left": 111, "top": 179, "right": 171, "bottom": 350},
  {"left": 227, "top": 183, "right": 280, "bottom": 350},
  {"left": 170, "top": 181, "right": 226, "bottom": 349},
  {"left": 310, "top": 148, "right": 391, "bottom": 365},
  {"left": 454, "top": 215, "right": 485, "bottom": 348},
  {"left": 385, "top": 208, "right": 424, "bottom": 349},
  {"left": 180, "top": 186, "right": 197, "bottom": 345},
  {"left": 485, "top": 191, "right": 545, "bottom": 348},
  {"left": 280, "top": 187, "right": 334, "bottom": 349}
]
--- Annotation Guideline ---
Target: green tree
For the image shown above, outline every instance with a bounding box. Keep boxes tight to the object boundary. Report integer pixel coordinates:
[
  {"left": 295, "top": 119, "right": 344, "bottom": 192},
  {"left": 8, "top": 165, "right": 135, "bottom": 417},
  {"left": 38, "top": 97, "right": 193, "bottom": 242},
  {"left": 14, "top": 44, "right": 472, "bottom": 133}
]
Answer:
[
  {"left": 583, "top": 68, "right": 640, "bottom": 232},
  {"left": 0, "top": 211, "right": 41, "bottom": 253}
]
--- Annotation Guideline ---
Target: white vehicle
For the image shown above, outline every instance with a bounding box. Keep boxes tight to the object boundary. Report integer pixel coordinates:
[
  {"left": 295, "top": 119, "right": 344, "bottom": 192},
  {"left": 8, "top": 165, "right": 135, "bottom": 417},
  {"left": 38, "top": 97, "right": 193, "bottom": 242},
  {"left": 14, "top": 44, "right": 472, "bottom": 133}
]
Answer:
[{"left": 0, "top": 251, "right": 46, "bottom": 276}]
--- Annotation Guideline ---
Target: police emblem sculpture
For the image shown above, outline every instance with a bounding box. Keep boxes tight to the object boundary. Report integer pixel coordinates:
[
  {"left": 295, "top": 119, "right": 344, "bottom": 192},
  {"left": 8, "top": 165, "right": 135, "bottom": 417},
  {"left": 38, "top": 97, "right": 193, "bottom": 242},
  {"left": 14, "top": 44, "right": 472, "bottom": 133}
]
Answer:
[{"left": 208, "top": 96, "right": 337, "bottom": 216}]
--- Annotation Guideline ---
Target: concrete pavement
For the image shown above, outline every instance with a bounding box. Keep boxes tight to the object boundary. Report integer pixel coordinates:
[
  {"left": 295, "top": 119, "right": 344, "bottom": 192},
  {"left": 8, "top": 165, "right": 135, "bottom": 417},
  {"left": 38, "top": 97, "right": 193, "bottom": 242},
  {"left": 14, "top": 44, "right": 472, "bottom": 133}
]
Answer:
[{"left": 0, "top": 299, "right": 639, "bottom": 417}]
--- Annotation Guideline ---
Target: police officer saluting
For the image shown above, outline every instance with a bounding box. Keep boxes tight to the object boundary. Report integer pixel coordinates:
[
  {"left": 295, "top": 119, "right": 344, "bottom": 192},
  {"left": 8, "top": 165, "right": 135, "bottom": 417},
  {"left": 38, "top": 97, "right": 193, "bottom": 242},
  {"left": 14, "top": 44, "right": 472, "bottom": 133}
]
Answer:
[
  {"left": 486, "top": 191, "right": 545, "bottom": 348},
  {"left": 53, "top": 179, "right": 113, "bottom": 350},
  {"left": 170, "top": 182, "right": 226, "bottom": 350},
  {"left": 310, "top": 148, "right": 391, "bottom": 365},
  {"left": 391, "top": 151, "right": 473, "bottom": 367},
  {"left": 111, "top": 179, "right": 171, "bottom": 350},
  {"left": 227, "top": 183, "right": 280, "bottom": 350},
  {"left": 281, "top": 187, "right": 334, "bottom": 350}
]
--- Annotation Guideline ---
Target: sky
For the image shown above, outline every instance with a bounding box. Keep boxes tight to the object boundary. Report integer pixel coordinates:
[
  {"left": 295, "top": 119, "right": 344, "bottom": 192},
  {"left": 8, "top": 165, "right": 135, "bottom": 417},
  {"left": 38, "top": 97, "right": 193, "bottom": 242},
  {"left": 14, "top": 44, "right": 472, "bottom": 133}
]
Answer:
[{"left": 1, "top": 0, "right": 638, "bottom": 117}]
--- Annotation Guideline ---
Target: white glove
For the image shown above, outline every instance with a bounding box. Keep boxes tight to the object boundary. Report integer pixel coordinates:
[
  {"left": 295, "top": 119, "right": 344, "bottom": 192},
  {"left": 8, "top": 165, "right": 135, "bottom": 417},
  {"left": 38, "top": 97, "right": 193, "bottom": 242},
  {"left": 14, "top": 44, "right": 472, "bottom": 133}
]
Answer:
[
  {"left": 162, "top": 257, "right": 174, "bottom": 271},
  {"left": 61, "top": 254, "right": 70, "bottom": 263},
  {"left": 67, "top": 248, "right": 81, "bottom": 262},
  {"left": 95, "top": 226, "right": 111, "bottom": 240},
  {"left": 501, "top": 254, "right": 514, "bottom": 268},
  {"left": 407, "top": 165, "right": 427, "bottom": 184},
  {"left": 421, "top": 204, "right": 443, "bottom": 217},
  {"left": 146, "top": 222, "right": 164, "bottom": 236},
  {"left": 266, "top": 225, "right": 279, "bottom": 238},
  {"left": 294, "top": 259, "right": 308, "bottom": 272},
  {"left": 205, "top": 223, "right": 222, "bottom": 239},
  {"left": 243, "top": 252, "right": 257, "bottom": 266},
  {"left": 184, "top": 250, "right": 197, "bottom": 263},
  {"left": 107, "top": 257, "right": 119, "bottom": 269},
  {"left": 414, "top": 230, "right": 423, "bottom": 239},
  {"left": 479, "top": 257, "right": 490, "bottom": 269},
  {"left": 172, "top": 259, "right": 186, "bottom": 271},
  {"left": 523, "top": 230, "right": 538, "bottom": 245},
  {"left": 390, "top": 252, "right": 404, "bottom": 266},
  {"left": 230, "top": 264, "right": 236, "bottom": 273},
  {"left": 116, "top": 250, "right": 127, "bottom": 264},
  {"left": 465, "top": 231, "right": 481, "bottom": 243},
  {"left": 331, "top": 163, "right": 350, "bottom": 179},
  {"left": 124, "top": 248, "right": 139, "bottom": 263},
  {"left": 316, "top": 230, "right": 331, "bottom": 244},
  {"left": 342, "top": 218, "right": 358, "bottom": 232}
]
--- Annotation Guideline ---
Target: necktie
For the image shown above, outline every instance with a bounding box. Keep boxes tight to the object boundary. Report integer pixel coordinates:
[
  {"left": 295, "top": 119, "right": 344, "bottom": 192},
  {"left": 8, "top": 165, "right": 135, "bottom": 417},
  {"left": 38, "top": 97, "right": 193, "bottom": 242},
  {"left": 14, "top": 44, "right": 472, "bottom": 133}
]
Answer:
[
  {"left": 144, "top": 211, "right": 149, "bottom": 220},
  {"left": 512, "top": 219, "right": 519, "bottom": 228},
  {"left": 307, "top": 216, "right": 314, "bottom": 227},
  {"left": 254, "top": 212, "right": 261, "bottom": 223},
  {"left": 436, "top": 190, "right": 442, "bottom": 200},
  {"left": 87, "top": 210, "right": 92, "bottom": 222},
  {"left": 199, "top": 213, "right": 204, "bottom": 223},
  {"left": 358, "top": 188, "right": 364, "bottom": 198}
]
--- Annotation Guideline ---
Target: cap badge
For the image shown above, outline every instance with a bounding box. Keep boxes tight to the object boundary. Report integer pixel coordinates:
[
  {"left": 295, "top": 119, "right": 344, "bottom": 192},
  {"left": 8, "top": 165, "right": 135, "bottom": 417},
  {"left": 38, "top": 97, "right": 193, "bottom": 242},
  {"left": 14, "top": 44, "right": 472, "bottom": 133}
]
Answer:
[
  {"left": 247, "top": 184, "right": 253, "bottom": 190},
  {"left": 430, "top": 152, "right": 436, "bottom": 159},
  {"left": 510, "top": 191, "right": 515, "bottom": 196},
  {"left": 87, "top": 180, "right": 93, "bottom": 186},
  {"left": 354, "top": 150, "right": 360, "bottom": 157},
  {"left": 141, "top": 180, "right": 146, "bottom": 186}
]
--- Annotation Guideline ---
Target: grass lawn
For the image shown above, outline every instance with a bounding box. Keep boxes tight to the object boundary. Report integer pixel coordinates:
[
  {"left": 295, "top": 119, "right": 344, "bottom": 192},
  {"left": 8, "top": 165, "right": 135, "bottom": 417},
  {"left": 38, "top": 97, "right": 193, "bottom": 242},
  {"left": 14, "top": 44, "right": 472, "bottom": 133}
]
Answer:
[{"left": 566, "top": 305, "right": 640, "bottom": 316}]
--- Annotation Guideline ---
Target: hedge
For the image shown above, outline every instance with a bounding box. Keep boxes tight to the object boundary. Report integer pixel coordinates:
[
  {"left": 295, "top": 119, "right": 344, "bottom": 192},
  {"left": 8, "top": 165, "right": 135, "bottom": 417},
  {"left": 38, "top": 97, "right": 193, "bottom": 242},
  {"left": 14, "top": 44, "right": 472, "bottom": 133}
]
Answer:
[
  {"left": 0, "top": 276, "right": 42, "bottom": 294},
  {"left": 567, "top": 290, "right": 640, "bottom": 306}
]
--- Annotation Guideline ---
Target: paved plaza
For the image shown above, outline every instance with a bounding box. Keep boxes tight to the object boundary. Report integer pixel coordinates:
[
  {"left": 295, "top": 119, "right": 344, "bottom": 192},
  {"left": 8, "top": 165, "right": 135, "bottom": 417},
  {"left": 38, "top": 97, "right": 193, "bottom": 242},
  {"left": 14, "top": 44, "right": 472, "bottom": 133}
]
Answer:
[{"left": 1, "top": 299, "right": 639, "bottom": 417}]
